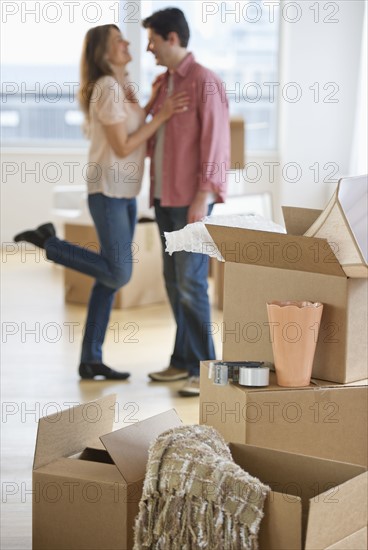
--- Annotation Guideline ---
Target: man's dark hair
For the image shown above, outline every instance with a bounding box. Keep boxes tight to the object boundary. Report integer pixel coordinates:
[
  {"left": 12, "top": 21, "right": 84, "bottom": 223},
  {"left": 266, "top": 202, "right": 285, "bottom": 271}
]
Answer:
[{"left": 142, "top": 8, "right": 190, "bottom": 48}]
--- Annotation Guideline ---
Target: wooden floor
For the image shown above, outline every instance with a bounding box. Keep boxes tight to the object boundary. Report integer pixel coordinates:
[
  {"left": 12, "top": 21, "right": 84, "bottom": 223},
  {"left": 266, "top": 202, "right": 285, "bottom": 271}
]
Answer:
[{"left": 1, "top": 249, "right": 223, "bottom": 549}]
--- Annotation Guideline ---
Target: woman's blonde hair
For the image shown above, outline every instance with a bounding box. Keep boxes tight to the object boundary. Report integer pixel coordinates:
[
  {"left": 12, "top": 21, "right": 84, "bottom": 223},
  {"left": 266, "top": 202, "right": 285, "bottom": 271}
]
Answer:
[{"left": 78, "top": 24, "right": 119, "bottom": 118}]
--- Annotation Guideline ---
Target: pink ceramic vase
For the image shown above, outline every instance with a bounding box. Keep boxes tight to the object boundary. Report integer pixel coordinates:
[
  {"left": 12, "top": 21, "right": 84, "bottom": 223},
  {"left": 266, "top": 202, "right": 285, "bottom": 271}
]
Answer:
[{"left": 266, "top": 301, "right": 324, "bottom": 387}]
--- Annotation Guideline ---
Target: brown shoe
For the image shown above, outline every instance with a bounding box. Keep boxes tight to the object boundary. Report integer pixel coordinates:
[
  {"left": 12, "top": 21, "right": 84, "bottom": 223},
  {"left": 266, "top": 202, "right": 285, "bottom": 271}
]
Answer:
[
  {"left": 148, "top": 366, "right": 189, "bottom": 382},
  {"left": 178, "top": 376, "right": 200, "bottom": 397}
]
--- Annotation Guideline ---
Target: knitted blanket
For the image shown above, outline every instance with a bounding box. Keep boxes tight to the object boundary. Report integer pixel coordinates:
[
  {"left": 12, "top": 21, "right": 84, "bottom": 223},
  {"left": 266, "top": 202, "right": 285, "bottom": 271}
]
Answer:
[{"left": 134, "top": 425, "right": 270, "bottom": 550}]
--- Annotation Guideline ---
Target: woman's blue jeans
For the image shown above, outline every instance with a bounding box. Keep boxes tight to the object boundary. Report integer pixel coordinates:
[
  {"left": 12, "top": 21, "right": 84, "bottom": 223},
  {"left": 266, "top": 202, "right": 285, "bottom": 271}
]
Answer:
[
  {"left": 45, "top": 193, "right": 137, "bottom": 364},
  {"left": 154, "top": 200, "right": 216, "bottom": 376}
]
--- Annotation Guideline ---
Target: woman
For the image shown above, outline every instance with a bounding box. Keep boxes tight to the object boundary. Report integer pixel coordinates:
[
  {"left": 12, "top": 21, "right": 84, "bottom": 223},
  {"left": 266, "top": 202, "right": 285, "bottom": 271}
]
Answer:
[{"left": 14, "top": 24, "right": 188, "bottom": 380}]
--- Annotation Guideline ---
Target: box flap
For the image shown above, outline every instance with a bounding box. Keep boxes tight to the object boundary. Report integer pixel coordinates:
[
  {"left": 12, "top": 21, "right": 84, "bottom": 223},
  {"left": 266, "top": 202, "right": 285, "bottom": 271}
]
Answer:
[
  {"left": 229, "top": 443, "right": 365, "bottom": 489},
  {"left": 35, "top": 456, "right": 123, "bottom": 484},
  {"left": 305, "top": 471, "right": 368, "bottom": 549},
  {"left": 282, "top": 206, "right": 322, "bottom": 236},
  {"left": 324, "top": 526, "right": 367, "bottom": 549},
  {"left": 259, "top": 492, "right": 302, "bottom": 550},
  {"left": 304, "top": 176, "right": 368, "bottom": 277},
  {"left": 205, "top": 224, "right": 345, "bottom": 276},
  {"left": 100, "top": 409, "right": 182, "bottom": 483},
  {"left": 33, "top": 394, "right": 116, "bottom": 470}
]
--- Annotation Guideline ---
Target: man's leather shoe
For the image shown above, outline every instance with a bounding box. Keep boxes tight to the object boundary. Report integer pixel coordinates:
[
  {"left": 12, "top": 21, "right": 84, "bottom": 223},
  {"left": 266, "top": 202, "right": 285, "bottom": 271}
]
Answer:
[
  {"left": 79, "top": 362, "right": 131, "bottom": 380},
  {"left": 14, "top": 222, "right": 56, "bottom": 249},
  {"left": 148, "top": 366, "right": 189, "bottom": 381}
]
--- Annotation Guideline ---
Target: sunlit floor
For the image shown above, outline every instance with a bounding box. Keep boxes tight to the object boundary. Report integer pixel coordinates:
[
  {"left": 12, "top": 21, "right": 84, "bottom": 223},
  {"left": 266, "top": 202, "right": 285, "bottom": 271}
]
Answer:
[{"left": 1, "top": 249, "right": 223, "bottom": 550}]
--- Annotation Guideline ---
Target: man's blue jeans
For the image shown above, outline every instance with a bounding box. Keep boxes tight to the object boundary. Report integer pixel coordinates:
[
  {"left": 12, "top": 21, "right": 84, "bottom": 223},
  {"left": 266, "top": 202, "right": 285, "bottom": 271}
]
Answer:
[
  {"left": 154, "top": 200, "right": 216, "bottom": 376},
  {"left": 45, "top": 193, "right": 137, "bottom": 364}
]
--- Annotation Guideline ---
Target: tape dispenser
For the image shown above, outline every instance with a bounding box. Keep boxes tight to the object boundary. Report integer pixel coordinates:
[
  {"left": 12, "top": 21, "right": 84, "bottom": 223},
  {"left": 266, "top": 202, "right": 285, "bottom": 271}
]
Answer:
[{"left": 208, "top": 361, "right": 272, "bottom": 387}]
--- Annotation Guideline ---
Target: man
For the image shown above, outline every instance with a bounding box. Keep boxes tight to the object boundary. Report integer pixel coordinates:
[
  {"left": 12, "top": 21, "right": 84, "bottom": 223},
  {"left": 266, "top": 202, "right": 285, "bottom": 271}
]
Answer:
[{"left": 143, "top": 8, "right": 230, "bottom": 397}]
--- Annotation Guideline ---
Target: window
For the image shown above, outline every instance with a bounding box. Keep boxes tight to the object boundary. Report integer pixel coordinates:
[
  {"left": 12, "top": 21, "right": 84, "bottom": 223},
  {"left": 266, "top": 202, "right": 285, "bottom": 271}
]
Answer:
[
  {"left": 1, "top": 1, "right": 124, "bottom": 146},
  {"left": 141, "top": 1, "right": 280, "bottom": 151},
  {"left": 1, "top": 1, "right": 279, "bottom": 151}
]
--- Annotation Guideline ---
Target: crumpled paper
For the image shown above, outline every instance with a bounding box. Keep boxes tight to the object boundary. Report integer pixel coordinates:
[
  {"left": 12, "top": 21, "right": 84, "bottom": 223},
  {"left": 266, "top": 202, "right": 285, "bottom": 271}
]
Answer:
[{"left": 164, "top": 213, "right": 286, "bottom": 261}]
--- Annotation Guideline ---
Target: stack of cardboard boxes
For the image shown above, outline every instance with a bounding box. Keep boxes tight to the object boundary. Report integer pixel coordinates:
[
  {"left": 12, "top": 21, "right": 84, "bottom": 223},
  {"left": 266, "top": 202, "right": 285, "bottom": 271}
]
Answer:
[
  {"left": 32, "top": 396, "right": 367, "bottom": 550},
  {"left": 199, "top": 180, "right": 368, "bottom": 548},
  {"left": 32, "top": 179, "right": 367, "bottom": 549}
]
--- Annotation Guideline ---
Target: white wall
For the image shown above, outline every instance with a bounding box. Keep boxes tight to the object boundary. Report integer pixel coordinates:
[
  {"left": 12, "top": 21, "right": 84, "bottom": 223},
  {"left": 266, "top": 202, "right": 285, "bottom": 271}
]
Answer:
[
  {"left": 0, "top": 150, "right": 157, "bottom": 243},
  {"left": 1, "top": 149, "right": 87, "bottom": 243},
  {"left": 278, "top": 0, "right": 365, "bottom": 219}
]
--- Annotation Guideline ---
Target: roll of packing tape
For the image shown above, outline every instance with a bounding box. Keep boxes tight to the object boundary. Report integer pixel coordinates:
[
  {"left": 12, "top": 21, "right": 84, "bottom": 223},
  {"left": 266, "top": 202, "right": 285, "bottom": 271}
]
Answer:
[{"left": 238, "top": 365, "right": 269, "bottom": 387}]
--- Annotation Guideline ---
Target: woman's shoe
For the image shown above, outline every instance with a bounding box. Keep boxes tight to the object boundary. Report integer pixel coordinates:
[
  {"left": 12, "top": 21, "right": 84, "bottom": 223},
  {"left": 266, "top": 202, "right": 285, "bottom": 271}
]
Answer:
[
  {"left": 14, "top": 222, "right": 56, "bottom": 249},
  {"left": 79, "top": 362, "right": 131, "bottom": 380}
]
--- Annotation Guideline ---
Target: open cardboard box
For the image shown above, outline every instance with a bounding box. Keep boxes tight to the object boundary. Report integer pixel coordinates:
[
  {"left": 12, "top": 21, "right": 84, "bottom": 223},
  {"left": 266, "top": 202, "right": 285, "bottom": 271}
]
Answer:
[
  {"left": 32, "top": 395, "right": 182, "bottom": 550},
  {"left": 200, "top": 362, "right": 368, "bottom": 467},
  {"left": 205, "top": 205, "right": 368, "bottom": 384},
  {"left": 64, "top": 220, "right": 167, "bottom": 309},
  {"left": 32, "top": 396, "right": 367, "bottom": 550},
  {"left": 229, "top": 443, "right": 367, "bottom": 550}
]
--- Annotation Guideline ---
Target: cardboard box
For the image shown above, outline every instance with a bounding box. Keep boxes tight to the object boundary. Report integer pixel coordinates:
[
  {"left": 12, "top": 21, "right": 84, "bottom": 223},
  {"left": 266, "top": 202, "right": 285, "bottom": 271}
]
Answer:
[
  {"left": 33, "top": 396, "right": 367, "bottom": 550},
  {"left": 229, "top": 443, "right": 367, "bottom": 550},
  {"left": 64, "top": 220, "right": 167, "bottom": 309},
  {"left": 230, "top": 117, "right": 245, "bottom": 168},
  {"left": 200, "top": 362, "right": 368, "bottom": 466},
  {"left": 32, "top": 395, "right": 182, "bottom": 550},
  {"left": 205, "top": 207, "right": 368, "bottom": 383}
]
